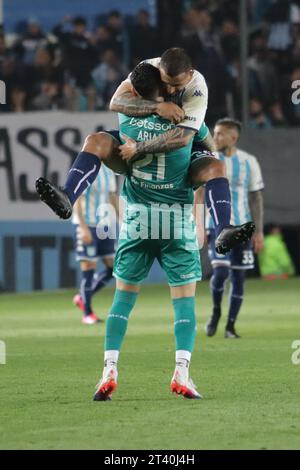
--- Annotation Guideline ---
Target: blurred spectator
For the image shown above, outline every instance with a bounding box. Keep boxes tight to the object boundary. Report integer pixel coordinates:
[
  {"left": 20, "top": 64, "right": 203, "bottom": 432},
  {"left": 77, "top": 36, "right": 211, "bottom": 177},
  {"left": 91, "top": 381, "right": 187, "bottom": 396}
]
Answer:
[
  {"left": 248, "top": 33, "right": 280, "bottom": 107},
  {"left": 24, "top": 47, "right": 64, "bottom": 109},
  {"left": 265, "top": 0, "right": 300, "bottom": 52},
  {"left": 182, "top": 6, "right": 220, "bottom": 52},
  {"left": 281, "top": 66, "right": 300, "bottom": 126},
  {"left": 13, "top": 18, "right": 48, "bottom": 65},
  {"left": 93, "top": 25, "right": 116, "bottom": 57},
  {"left": 291, "top": 33, "right": 300, "bottom": 66},
  {"left": 269, "top": 101, "right": 287, "bottom": 126},
  {"left": 91, "top": 49, "right": 126, "bottom": 109},
  {"left": 250, "top": 0, "right": 273, "bottom": 25},
  {"left": 212, "top": 0, "right": 239, "bottom": 25},
  {"left": 258, "top": 224, "right": 295, "bottom": 279},
  {"left": 156, "top": 0, "right": 183, "bottom": 49},
  {"left": 181, "top": 6, "right": 230, "bottom": 125},
  {"left": 106, "top": 11, "right": 130, "bottom": 68},
  {"left": 249, "top": 98, "right": 273, "bottom": 128},
  {"left": 30, "top": 79, "right": 66, "bottom": 110},
  {"left": 0, "top": 53, "right": 26, "bottom": 112},
  {"left": 0, "top": 34, "right": 11, "bottom": 64},
  {"left": 220, "top": 18, "right": 240, "bottom": 63},
  {"left": 53, "top": 16, "right": 97, "bottom": 89},
  {"left": 129, "top": 10, "right": 160, "bottom": 66},
  {"left": 1, "top": 4, "right": 300, "bottom": 121}
]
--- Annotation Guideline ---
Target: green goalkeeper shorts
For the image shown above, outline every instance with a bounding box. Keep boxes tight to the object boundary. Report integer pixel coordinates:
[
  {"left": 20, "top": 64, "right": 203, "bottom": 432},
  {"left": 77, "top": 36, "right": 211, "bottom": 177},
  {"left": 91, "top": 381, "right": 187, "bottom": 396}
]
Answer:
[{"left": 113, "top": 204, "right": 201, "bottom": 286}]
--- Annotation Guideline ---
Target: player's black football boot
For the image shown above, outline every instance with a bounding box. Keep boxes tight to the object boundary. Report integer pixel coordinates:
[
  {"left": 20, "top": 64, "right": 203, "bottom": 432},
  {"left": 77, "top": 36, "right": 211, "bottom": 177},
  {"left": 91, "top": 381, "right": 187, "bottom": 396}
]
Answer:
[
  {"left": 215, "top": 221, "right": 255, "bottom": 255},
  {"left": 225, "top": 321, "right": 241, "bottom": 339},
  {"left": 205, "top": 310, "right": 221, "bottom": 337},
  {"left": 35, "top": 177, "right": 72, "bottom": 220}
]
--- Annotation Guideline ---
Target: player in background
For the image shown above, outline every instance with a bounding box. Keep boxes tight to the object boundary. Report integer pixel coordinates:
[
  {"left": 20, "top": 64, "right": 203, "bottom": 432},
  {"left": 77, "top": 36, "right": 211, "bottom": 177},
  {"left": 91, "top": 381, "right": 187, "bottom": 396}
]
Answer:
[
  {"left": 72, "top": 166, "right": 119, "bottom": 325},
  {"left": 203, "top": 118, "right": 264, "bottom": 338},
  {"left": 94, "top": 63, "right": 204, "bottom": 401},
  {"left": 35, "top": 48, "right": 255, "bottom": 255}
]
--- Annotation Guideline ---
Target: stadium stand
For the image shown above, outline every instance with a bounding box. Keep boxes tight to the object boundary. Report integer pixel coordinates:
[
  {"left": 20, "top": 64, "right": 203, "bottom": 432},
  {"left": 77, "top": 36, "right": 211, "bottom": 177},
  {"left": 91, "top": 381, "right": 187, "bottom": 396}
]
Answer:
[{"left": 0, "top": 0, "right": 300, "bottom": 126}]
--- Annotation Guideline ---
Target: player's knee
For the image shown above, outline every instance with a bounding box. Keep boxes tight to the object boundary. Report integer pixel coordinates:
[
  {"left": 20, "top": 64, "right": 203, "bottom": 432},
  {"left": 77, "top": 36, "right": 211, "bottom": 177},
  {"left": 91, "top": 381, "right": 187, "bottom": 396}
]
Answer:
[
  {"left": 190, "top": 157, "right": 226, "bottom": 185},
  {"left": 205, "top": 160, "right": 226, "bottom": 180},
  {"left": 213, "top": 266, "right": 230, "bottom": 287},
  {"left": 81, "top": 260, "right": 96, "bottom": 271},
  {"left": 83, "top": 132, "right": 113, "bottom": 160}
]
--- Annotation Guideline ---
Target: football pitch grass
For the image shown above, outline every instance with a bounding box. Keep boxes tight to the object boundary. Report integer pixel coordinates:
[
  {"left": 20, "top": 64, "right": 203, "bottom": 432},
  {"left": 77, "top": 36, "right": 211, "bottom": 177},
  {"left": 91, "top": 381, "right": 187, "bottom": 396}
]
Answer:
[{"left": 0, "top": 278, "right": 299, "bottom": 450}]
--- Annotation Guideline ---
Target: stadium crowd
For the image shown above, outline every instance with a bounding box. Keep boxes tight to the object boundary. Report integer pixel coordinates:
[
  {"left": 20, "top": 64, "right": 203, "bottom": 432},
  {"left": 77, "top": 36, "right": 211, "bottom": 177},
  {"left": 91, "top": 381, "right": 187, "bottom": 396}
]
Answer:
[{"left": 1, "top": 0, "right": 300, "bottom": 127}]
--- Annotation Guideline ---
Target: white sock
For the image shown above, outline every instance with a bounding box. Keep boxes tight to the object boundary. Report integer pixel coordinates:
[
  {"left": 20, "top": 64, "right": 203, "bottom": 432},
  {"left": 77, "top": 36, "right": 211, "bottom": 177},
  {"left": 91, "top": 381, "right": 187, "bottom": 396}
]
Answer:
[
  {"left": 176, "top": 350, "right": 191, "bottom": 363},
  {"left": 104, "top": 350, "right": 119, "bottom": 368},
  {"left": 175, "top": 350, "right": 191, "bottom": 380}
]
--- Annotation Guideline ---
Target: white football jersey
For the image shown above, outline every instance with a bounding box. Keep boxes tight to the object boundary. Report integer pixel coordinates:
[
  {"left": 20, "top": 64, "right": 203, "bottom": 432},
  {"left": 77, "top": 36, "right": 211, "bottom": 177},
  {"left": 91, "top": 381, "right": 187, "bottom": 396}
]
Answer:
[
  {"left": 206, "top": 149, "right": 264, "bottom": 228},
  {"left": 72, "top": 166, "right": 117, "bottom": 227},
  {"left": 128, "top": 57, "right": 208, "bottom": 132}
]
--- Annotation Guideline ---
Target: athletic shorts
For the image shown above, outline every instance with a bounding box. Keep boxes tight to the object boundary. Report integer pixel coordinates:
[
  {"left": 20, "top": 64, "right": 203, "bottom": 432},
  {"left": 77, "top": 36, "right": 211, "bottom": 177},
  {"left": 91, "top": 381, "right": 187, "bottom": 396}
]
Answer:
[
  {"left": 74, "top": 225, "right": 116, "bottom": 262},
  {"left": 207, "top": 229, "right": 255, "bottom": 270},
  {"left": 189, "top": 150, "right": 217, "bottom": 189},
  {"left": 104, "top": 129, "right": 121, "bottom": 143},
  {"left": 113, "top": 206, "right": 202, "bottom": 286}
]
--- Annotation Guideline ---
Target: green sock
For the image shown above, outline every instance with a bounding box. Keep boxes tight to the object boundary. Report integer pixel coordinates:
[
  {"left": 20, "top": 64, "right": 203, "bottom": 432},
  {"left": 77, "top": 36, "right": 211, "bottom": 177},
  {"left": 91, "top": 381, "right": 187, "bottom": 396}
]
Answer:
[
  {"left": 172, "top": 297, "right": 196, "bottom": 352},
  {"left": 105, "top": 289, "right": 138, "bottom": 351}
]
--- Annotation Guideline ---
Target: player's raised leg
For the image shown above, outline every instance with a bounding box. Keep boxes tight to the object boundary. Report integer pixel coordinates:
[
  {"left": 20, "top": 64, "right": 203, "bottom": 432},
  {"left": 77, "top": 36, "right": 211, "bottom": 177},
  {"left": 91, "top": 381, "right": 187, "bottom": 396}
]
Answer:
[
  {"left": 170, "top": 282, "right": 202, "bottom": 399},
  {"left": 93, "top": 280, "right": 140, "bottom": 401},
  {"left": 35, "top": 132, "right": 126, "bottom": 219},
  {"left": 190, "top": 153, "right": 255, "bottom": 254}
]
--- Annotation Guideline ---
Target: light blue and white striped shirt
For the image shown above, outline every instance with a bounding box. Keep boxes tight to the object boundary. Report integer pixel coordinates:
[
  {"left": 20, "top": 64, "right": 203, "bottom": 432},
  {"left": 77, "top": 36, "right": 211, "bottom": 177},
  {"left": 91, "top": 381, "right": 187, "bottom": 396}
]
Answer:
[
  {"left": 206, "top": 149, "right": 264, "bottom": 228},
  {"left": 72, "top": 166, "right": 117, "bottom": 227}
]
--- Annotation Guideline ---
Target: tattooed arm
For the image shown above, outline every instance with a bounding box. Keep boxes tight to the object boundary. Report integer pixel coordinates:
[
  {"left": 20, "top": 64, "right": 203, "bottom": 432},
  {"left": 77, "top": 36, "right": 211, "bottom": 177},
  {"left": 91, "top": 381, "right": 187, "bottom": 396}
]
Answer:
[
  {"left": 249, "top": 190, "right": 264, "bottom": 253},
  {"left": 111, "top": 91, "right": 158, "bottom": 116},
  {"left": 110, "top": 81, "right": 185, "bottom": 122},
  {"left": 120, "top": 127, "right": 196, "bottom": 161},
  {"left": 136, "top": 127, "right": 196, "bottom": 155}
]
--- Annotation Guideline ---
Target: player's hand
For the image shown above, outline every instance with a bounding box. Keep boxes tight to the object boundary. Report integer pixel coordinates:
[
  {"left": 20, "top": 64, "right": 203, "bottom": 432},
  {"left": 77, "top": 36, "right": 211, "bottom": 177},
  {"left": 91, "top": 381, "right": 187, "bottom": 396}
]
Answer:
[
  {"left": 119, "top": 136, "right": 137, "bottom": 161},
  {"left": 156, "top": 102, "right": 185, "bottom": 124},
  {"left": 81, "top": 225, "right": 93, "bottom": 245},
  {"left": 252, "top": 232, "right": 264, "bottom": 253}
]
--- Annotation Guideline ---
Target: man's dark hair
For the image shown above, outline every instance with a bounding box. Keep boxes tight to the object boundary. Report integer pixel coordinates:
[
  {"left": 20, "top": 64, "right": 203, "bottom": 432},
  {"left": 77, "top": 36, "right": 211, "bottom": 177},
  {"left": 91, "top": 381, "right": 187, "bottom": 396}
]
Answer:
[
  {"left": 160, "top": 48, "right": 192, "bottom": 77},
  {"left": 131, "top": 62, "right": 162, "bottom": 100},
  {"left": 73, "top": 16, "right": 86, "bottom": 26},
  {"left": 108, "top": 10, "right": 121, "bottom": 18},
  {"left": 215, "top": 117, "right": 242, "bottom": 133}
]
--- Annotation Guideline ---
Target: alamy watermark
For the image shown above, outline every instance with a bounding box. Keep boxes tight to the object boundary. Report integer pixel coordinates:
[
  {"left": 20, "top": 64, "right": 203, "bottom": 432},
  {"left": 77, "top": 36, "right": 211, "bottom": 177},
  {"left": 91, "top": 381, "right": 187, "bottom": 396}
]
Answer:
[
  {"left": 0, "top": 80, "right": 6, "bottom": 105},
  {"left": 291, "top": 340, "right": 300, "bottom": 365},
  {"left": 291, "top": 80, "right": 300, "bottom": 105},
  {"left": 0, "top": 340, "right": 6, "bottom": 365},
  {"left": 94, "top": 199, "right": 205, "bottom": 248}
]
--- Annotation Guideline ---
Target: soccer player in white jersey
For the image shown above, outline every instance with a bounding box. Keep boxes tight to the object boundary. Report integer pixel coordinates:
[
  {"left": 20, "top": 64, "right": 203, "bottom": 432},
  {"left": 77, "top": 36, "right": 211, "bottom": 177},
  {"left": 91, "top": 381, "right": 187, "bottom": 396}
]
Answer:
[
  {"left": 204, "top": 118, "right": 264, "bottom": 338},
  {"left": 72, "top": 166, "right": 119, "bottom": 325}
]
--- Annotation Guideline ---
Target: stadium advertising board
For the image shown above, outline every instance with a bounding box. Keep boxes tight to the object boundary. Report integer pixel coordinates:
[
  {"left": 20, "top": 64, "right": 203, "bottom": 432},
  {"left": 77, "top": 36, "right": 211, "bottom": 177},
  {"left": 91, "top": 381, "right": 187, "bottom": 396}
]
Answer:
[
  {"left": 0, "top": 112, "right": 168, "bottom": 292},
  {"left": 0, "top": 112, "right": 119, "bottom": 292}
]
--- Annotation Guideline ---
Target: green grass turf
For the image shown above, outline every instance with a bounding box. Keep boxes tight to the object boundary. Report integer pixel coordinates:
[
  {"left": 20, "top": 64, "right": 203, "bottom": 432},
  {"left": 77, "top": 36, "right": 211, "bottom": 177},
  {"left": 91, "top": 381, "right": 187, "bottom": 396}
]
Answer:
[{"left": 0, "top": 278, "right": 300, "bottom": 450}]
